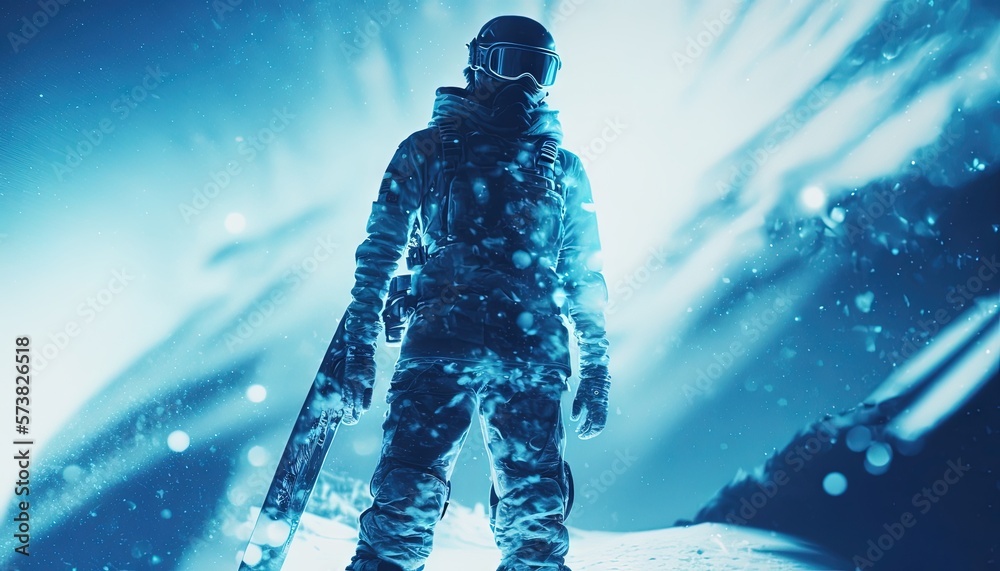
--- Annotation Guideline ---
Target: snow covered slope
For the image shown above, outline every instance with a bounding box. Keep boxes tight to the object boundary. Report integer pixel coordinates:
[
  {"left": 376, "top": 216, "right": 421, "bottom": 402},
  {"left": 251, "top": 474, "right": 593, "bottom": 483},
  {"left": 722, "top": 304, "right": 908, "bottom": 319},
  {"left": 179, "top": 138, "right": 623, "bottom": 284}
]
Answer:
[
  {"left": 692, "top": 299, "right": 1000, "bottom": 570},
  {"left": 225, "top": 471, "right": 849, "bottom": 570},
  {"left": 282, "top": 513, "right": 850, "bottom": 571}
]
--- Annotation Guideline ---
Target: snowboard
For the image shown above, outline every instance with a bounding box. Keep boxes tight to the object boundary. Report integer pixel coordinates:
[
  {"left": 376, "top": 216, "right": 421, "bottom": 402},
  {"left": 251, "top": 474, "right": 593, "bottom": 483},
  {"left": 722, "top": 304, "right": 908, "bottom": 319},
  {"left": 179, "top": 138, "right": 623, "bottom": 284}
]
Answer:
[{"left": 238, "top": 314, "right": 350, "bottom": 570}]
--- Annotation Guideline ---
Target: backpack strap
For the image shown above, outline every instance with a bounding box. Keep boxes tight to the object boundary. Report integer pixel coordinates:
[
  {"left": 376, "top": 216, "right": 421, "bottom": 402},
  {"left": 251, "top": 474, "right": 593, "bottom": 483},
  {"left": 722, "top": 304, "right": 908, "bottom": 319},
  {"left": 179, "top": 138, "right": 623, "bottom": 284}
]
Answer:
[
  {"left": 407, "top": 118, "right": 462, "bottom": 268},
  {"left": 435, "top": 117, "right": 462, "bottom": 240},
  {"left": 437, "top": 117, "right": 463, "bottom": 181},
  {"left": 536, "top": 137, "right": 567, "bottom": 204},
  {"left": 537, "top": 138, "right": 559, "bottom": 173}
]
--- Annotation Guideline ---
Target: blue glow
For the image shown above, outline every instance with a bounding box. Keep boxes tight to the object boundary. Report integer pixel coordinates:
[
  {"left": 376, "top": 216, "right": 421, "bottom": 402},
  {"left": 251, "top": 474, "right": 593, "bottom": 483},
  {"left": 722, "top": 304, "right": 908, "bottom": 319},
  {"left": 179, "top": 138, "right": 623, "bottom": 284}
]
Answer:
[{"left": 1, "top": 0, "right": 998, "bottom": 568}]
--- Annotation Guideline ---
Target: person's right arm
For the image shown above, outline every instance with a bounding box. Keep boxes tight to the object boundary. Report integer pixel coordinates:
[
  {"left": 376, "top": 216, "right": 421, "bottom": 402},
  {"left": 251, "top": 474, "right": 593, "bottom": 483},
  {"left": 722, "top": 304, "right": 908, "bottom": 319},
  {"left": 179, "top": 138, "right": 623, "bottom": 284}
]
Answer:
[{"left": 336, "top": 130, "right": 435, "bottom": 424}]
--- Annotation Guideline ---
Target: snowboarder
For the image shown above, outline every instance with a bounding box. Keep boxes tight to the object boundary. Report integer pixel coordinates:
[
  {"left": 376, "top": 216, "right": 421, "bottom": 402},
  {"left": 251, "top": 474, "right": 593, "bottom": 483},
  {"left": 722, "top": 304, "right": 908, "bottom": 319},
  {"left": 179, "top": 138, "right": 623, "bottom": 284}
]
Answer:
[{"left": 330, "top": 15, "right": 611, "bottom": 571}]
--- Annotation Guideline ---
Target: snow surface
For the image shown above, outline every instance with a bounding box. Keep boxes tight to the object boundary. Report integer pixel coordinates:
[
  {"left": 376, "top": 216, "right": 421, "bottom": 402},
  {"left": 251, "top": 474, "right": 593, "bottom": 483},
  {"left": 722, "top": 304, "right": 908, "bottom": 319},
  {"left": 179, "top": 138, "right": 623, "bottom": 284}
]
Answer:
[
  {"left": 228, "top": 476, "right": 849, "bottom": 570},
  {"left": 276, "top": 509, "right": 850, "bottom": 571}
]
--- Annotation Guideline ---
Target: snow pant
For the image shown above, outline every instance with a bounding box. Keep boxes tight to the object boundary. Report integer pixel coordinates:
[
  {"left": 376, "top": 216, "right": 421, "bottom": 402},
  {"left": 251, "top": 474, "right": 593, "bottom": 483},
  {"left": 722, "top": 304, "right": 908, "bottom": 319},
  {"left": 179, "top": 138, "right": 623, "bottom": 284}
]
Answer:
[{"left": 347, "top": 360, "right": 572, "bottom": 571}]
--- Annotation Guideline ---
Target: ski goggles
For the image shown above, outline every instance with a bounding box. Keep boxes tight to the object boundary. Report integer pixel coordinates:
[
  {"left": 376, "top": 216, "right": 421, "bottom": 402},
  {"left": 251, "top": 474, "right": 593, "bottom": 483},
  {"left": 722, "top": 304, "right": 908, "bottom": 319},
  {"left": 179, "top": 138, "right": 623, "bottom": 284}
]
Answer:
[{"left": 472, "top": 42, "right": 562, "bottom": 87}]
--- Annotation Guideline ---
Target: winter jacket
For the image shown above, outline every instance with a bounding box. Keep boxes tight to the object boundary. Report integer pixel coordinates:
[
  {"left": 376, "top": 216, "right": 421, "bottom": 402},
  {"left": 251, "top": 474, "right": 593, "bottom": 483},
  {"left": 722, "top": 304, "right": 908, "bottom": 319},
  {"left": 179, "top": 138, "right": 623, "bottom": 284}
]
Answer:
[{"left": 343, "top": 86, "right": 609, "bottom": 376}]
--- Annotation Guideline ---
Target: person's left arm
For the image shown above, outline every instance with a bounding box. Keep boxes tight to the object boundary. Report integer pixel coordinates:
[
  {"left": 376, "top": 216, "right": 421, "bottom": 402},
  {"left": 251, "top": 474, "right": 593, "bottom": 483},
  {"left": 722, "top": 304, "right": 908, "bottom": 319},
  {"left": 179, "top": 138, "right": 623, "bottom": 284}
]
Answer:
[{"left": 556, "top": 150, "right": 612, "bottom": 439}]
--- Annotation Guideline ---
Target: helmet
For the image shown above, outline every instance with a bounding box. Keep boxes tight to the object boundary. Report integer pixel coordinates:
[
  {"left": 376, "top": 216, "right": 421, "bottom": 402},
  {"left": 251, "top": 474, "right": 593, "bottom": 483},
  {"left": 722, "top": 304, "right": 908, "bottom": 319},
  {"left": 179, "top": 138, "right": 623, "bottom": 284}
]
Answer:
[{"left": 468, "top": 15, "right": 562, "bottom": 88}]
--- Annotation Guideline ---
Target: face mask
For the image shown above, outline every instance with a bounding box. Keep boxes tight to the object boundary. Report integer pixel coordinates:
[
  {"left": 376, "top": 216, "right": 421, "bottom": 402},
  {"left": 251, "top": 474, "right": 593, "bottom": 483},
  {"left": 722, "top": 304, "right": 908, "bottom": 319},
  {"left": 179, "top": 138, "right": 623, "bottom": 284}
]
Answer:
[
  {"left": 493, "top": 77, "right": 544, "bottom": 106},
  {"left": 485, "top": 76, "right": 545, "bottom": 129}
]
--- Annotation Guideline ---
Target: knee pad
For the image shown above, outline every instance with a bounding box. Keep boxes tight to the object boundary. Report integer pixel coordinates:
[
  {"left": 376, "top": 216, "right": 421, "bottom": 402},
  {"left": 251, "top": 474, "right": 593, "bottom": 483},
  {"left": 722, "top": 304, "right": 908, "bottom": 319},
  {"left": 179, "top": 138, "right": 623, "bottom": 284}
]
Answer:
[
  {"left": 372, "top": 466, "right": 450, "bottom": 521},
  {"left": 441, "top": 481, "right": 452, "bottom": 520},
  {"left": 563, "top": 461, "right": 575, "bottom": 518},
  {"left": 489, "top": 460, "right": 575, "bottom": 528}
]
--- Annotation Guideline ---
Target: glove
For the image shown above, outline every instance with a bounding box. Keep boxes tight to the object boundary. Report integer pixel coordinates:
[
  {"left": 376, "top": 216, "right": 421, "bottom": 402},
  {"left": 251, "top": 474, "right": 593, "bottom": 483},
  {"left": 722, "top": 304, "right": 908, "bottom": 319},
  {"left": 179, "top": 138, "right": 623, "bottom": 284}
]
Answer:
[
  {"left": 330, "top": 344, "right": 376, "bottom": 425},
  {"left": 570, "top": 364, "right": 610, "bottom": 440}
]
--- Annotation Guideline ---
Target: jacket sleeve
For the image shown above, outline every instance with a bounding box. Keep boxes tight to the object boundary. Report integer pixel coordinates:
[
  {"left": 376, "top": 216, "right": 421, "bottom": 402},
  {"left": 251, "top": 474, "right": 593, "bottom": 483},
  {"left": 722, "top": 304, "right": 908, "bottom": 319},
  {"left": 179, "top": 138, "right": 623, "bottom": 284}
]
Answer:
[
  {"left": 556, "top": 151, "right": 611, "bottom": 374},
  {"left": 343, "top": 132, "right": 430, "bottom": 349}
]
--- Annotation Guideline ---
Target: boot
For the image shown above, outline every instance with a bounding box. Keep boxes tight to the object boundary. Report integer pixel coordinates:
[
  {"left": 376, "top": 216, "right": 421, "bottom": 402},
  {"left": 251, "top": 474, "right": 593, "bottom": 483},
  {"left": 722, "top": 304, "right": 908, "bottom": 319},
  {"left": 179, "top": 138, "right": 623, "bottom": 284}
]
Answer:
[{"left": 345, "top": 551, "right": 406, "bottom": 571}]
